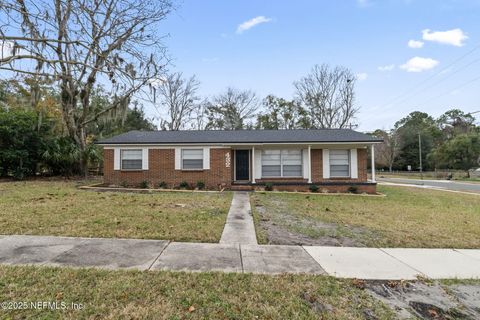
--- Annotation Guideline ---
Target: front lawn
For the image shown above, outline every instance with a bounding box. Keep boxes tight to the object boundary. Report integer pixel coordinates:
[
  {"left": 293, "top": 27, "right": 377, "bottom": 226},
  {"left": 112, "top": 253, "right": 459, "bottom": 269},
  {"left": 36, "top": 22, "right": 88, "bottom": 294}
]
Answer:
[
  {"left": 252, "top": 185, "right": 480, "bottom": 248},
  {"left": 0, "top": 180, "right": 232, "bottom": 242},
  {"left": 0, "top": 265, "right": 394, "bottom": 319}
]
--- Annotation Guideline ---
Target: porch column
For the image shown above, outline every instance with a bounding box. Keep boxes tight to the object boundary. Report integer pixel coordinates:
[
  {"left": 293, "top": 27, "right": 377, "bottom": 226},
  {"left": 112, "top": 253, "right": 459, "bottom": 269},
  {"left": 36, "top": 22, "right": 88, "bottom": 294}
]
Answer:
[
  {"left": 307, "top": 145, "right": 312, "bottom": 183},
  {"left": 251, "top": 147, "right": 256, "bottom": 184},
  {"left": 371, "top": 144, "right": 376, "bottom": 182}
]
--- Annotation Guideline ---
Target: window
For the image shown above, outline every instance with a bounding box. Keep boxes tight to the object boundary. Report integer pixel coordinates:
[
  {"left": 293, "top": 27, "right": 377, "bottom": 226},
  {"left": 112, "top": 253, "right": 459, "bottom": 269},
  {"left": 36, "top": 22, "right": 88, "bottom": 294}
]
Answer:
[
  {"left": 182, "top": 149, "right": 203, "bottom": 170},
  {"left": 330, "top": 149, "right": 350, "bottom": 177},
  {"left": 261, "top": 149, "right": 302, "bottom": 177},
  {"left": 121, "top": 149, "right": 142, "bottom": 170},
  {"left": 262, "top": 150, "right": 281, "bottom": 177}
]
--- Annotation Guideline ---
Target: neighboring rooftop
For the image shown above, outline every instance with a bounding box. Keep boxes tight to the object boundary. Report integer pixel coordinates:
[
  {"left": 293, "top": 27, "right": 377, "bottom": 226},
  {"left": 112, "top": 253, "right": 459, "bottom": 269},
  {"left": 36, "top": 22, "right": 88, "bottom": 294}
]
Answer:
[{"left": 97, "top": 129, "right": 382, "bottom": 145}]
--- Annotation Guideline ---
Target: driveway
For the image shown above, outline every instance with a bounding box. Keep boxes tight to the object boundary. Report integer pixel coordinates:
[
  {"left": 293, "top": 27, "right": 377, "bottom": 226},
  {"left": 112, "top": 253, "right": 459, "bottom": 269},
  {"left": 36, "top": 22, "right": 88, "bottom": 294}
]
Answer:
[{"left": 377, "top": 177, "right": 480, "bottom": 194}]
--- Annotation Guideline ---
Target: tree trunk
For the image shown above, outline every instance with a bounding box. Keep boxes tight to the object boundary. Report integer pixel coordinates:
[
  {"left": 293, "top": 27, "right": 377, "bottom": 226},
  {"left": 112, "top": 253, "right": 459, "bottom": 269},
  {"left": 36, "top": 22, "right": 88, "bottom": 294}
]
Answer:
[{"left": 78, "top": 126, "right": 88, "bottom": 178}]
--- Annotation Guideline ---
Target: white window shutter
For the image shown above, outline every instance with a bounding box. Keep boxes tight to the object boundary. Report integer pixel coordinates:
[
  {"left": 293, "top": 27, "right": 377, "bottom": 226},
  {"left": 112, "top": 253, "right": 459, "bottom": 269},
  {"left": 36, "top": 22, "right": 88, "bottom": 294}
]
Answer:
[
  {"left": 350, "top": 149, "right": 358, "bottom": 179},
  {"left": 203, "top": 147, "right": 210, "bottom": 170},
  {"left": 175, "top": 148, "right": 181, "bottom": 170},
  {"left": 322, "top": 149, "right": 330, "bottom": 179},
  {"left": 142, "top": 148, "right": 149, "bottom": 170},
  {"left": 114, "top": 148, "right": 120, "bottom": 170},
  {"left": 302, "top": 149, "right": 308, "bottom": 179}
]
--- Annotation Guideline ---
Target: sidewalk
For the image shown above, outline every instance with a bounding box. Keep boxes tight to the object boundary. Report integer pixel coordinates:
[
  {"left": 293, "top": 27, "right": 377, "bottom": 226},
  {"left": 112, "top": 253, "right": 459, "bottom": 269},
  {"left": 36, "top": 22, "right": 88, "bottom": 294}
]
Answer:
[
  {"left": 219, "top": 191, "right": 257, "bottom": 245},
  {"left": 1, "top": 234, "right": 480, "bottom": 280}
]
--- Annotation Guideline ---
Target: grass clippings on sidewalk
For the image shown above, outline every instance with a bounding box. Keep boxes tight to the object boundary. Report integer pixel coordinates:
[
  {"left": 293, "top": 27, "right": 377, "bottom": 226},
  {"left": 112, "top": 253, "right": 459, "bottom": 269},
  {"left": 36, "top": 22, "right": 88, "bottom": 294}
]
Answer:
[{"left": 0, "top": 180, "right": 232, "bottom": 242}]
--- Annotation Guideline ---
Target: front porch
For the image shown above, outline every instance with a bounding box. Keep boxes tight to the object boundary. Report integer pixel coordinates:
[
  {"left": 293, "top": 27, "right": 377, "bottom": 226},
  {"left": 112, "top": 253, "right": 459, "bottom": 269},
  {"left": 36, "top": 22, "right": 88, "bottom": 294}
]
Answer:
[{"left": 230, "top": 144, "right": 377, "bottom": 193}]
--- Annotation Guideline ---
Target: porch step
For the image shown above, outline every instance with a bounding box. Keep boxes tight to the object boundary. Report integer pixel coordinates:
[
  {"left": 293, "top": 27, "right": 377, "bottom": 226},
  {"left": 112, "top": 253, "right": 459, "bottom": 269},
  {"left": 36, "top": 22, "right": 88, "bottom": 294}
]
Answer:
[{"left": 230, "top": 185, "right": 254, "bottom": 191}]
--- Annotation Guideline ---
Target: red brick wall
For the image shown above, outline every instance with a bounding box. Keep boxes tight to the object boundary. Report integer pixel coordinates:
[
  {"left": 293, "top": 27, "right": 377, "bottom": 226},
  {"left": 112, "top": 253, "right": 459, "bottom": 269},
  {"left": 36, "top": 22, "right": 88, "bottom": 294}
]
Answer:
[
  {"left": 103, "top": 147, "right": 372, "bottom": 190},
  {"left": 310, "top": 148, "right": 368, "bottom": 184},
  {"left": 252, "top": 183, "right": 376, "bottom": 194},
  {"left": 103, "top": 148, "right": 233, "bottom": 189},
  {"left": 251, "top": 147, "right": 375, "bottom": 193}
]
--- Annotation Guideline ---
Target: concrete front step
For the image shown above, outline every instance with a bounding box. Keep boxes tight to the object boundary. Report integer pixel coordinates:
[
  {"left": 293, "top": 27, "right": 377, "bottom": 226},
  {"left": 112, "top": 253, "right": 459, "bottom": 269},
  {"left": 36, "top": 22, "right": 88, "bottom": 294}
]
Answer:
[{"left": 230, "top": 185, "right": 254, "bottom": 191}]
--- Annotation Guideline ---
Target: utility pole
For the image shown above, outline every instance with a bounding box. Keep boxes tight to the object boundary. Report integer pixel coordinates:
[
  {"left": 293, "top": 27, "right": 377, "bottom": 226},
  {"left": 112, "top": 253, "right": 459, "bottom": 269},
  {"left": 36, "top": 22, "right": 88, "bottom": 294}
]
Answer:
[{"left": 418, "top": 133, "right": 423, "bottom": 180}]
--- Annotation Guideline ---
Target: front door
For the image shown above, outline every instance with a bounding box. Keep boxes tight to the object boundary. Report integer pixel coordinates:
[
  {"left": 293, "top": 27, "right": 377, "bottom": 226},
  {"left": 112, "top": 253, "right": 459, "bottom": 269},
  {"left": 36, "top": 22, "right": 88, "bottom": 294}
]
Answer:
[{"left": 235, "top": 150, "right": 250, "bottom": 181}]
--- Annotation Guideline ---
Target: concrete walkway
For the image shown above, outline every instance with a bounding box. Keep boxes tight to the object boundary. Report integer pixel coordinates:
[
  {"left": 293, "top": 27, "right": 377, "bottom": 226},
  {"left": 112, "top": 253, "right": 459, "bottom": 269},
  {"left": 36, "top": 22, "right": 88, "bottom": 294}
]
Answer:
[
  {"left": 1, "top": 235, "right": 480, "bottom": 280},
  {"left": 219, "top": 192, "right": 257, "bottom": 245}
]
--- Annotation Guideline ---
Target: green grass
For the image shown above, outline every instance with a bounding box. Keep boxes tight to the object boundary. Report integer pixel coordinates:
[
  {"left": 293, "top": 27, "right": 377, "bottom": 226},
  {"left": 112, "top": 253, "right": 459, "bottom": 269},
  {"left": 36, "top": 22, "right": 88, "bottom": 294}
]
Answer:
[
  {"left": 252, "top": 185, "right": 480, "bottom": 248},
  {"left": 0, "top": 180, "right": 232, "bottom": 242},
  {"left": 0, "top": 265, "right": 395, "bottom": 319},
  {"left": 377, "top": 173, "right": 480, "bottom": 183},
  {"left": 250, "top": 196, "right": 269, "bottom": 245}
]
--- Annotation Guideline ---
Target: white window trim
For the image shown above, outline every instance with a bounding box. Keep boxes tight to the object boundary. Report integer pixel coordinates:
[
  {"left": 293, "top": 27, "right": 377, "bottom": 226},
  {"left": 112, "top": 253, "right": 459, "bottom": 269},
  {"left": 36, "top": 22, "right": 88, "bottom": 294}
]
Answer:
[
  {"left": 261, "top": 149, "right": 303, "bottom": 178},
  {"left": 329, "top": 149, "right": 351, "bottom": 178},
  {"left": 181, "top": 148, "right": 204, "bottom": 171},
  {"left": 120, "top": 149, "right": 143, "bottom": 171}
]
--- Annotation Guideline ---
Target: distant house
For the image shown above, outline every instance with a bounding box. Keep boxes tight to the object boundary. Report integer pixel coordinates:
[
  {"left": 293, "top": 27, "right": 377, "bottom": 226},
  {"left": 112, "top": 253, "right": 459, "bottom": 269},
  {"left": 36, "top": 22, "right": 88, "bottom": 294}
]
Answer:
[{"left": 97, "top": 129, "right": 383, "bottom": 193}]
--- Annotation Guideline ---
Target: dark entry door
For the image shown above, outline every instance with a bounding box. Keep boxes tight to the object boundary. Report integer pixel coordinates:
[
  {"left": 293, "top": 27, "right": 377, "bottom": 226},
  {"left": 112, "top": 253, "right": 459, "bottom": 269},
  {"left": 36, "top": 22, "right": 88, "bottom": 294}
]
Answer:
[{"left": 235, "top": 150, "right": 250, "bottom": 181}]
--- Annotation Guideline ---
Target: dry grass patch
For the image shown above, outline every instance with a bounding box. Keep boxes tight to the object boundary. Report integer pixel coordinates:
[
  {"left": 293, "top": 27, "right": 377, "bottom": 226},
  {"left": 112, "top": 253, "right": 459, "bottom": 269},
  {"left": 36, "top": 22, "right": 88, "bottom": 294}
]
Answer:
[
  {"left": 0, "top": 180, "right": 232, "bottom": 242},
  {"left": 0, "top": 265, "right": 395, "bottom": 319},
  {"left": 252, "top": 185, "right": 480, "bottom": 248}
]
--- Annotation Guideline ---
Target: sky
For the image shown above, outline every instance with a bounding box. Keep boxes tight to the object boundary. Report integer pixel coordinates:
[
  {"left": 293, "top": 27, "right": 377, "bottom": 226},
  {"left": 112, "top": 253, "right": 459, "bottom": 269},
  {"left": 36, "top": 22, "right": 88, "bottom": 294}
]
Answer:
[{"left": 154, "top": 0, "right": 480, "bottom": 131}]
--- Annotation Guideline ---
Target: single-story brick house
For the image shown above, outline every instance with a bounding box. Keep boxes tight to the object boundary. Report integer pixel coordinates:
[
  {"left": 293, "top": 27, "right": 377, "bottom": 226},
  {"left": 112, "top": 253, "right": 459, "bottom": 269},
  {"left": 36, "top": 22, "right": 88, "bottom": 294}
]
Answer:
[{"left": 97, "top": 129, "right": 383, "bottom": 193}]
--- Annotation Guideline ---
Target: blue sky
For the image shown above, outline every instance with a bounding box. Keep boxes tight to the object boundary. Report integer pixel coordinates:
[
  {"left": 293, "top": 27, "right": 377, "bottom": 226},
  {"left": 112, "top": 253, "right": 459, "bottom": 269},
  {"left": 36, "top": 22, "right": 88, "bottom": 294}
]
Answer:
[{"left": 154, "top": 0, "right": 480, "bottom": 131}]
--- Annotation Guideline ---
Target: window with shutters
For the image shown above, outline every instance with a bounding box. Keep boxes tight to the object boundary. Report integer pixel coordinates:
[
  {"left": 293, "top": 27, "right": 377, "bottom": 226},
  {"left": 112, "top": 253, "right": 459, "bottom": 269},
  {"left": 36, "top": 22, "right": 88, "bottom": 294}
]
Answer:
[
  {"left": 181, "top": 149, "right": 203, "bottom": 170},
  {"left": 329, "top": 149, "right": 350, "bottom": 177},
  {"left": 261, "top": 150, "right": 302, "bottom": 177},
  {"left": 121, "top": 149, "right": 143, "bottom": 170}
]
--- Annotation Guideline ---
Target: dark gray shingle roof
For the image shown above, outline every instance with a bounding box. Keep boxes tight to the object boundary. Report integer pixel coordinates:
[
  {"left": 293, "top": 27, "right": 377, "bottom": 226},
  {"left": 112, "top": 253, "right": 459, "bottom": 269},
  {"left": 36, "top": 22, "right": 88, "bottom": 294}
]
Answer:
[{"left": 97, "top": 129, "right": 382, "bottom": 145}]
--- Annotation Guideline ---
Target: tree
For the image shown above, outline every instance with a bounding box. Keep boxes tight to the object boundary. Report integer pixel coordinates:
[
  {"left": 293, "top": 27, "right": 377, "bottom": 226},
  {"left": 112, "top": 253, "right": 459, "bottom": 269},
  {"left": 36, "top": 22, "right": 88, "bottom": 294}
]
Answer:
[
  {"left": 255, "top": 95, "right": 311, "bottom": 129},
  {"left": 429, "top": 132, "right": 480, "bottom": 176},
  {"left": 205, "top": 88, "right": 258, "bottom": 130},
  {"left": 154, "top": 73, "right": 200, "bottom": 130},
  {"left": 294, "top": 64, "right": 358, "bottom": 128},
  {"left": 394, "top": 111, "right": 442, "bottom": 171},
  {"left": 189, "top": 98, "right": 209, "bottom": 130},
  {"left": 0, "top": 0, "right": 172, "bottom": 174},
  {"left": 91, "top": 104, "right": 156, "bottom": 139},
  {"left": 0, "top": 108, "right": 43, "bottom": 178},
  {"left": 372, "top": 129, "right": 400, "bottom": 172},
  {"left": 437, "top": 109, "right": 476, "bottom": 138}
]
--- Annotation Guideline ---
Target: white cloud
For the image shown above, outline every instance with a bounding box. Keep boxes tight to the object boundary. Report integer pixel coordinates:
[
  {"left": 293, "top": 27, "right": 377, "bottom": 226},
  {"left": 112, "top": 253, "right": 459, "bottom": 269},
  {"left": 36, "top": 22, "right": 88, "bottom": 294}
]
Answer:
[
  {"left": 148, "top": 77, "right": 166, "bottom": 87},
  {"left": 400, "top": 56, "right": 439, "bottom": 72},
  {"left": 356, "top": 73, "right": 368, "bottom": 81},
  {"left": 408, "top": 39, "right": 424, "bottom": 48},
  {"left": 1, "top": 41, "right": 16, "bottom": 59},
  {"left": 236, "top": 16, "right": 272, "bottom": 34},
  {"left": 378, "top": 64, "right": 395, "bottom": 72},
  {"left": 356, "top": 0, "right": 371, "bottom": 7},
  {"left": 1, "top": 41, "right": 29, "bottom": 62},
  {"left": 422, "top": 28, "right": 468, "bottom": 47}
]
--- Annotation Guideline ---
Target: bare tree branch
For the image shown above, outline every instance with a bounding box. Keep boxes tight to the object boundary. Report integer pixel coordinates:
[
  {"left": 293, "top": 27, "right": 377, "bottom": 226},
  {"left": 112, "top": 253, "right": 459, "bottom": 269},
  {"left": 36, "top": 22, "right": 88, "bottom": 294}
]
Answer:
[
  {"left": 153, "top": 72, "right": 200, "bottom": 130},
  {"left": 294, "top": 64, "right": 359, "bottom": 129},
  {"left": 0, "top": 0, "right": 173, "bottom": 174},
  {"left": 205, "top": 87, "right": 258, "bottom": 130}
]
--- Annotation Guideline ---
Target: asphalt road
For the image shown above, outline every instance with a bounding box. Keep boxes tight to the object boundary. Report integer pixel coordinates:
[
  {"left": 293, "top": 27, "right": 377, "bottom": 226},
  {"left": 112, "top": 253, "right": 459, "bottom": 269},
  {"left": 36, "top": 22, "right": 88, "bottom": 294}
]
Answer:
[{"left": 377, "top": 177, "right": 480, "bottom": 194}]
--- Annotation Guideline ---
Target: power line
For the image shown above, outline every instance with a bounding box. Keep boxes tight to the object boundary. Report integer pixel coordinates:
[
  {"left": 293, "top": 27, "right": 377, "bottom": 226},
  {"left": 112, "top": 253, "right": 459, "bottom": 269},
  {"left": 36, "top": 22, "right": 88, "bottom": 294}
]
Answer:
[
  {"left": 378, "top": 42, "right": 480, "bottom": 110},
  {"left": 419, "top": 74, "right": 480, "bottom": 106},
  {"left": 389, "top": 57, "right": 480, "bottom": 107}
]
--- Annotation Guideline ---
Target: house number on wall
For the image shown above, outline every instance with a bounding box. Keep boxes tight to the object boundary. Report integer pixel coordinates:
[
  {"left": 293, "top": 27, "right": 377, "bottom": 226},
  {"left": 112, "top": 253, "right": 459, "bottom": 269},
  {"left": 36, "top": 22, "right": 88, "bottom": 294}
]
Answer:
[{"left": 225, "top": 152, "right": 231, "bottom": 168}]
